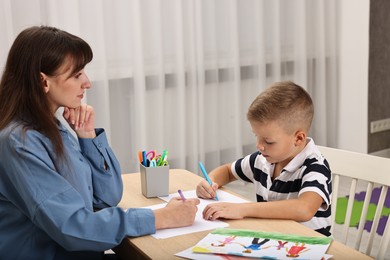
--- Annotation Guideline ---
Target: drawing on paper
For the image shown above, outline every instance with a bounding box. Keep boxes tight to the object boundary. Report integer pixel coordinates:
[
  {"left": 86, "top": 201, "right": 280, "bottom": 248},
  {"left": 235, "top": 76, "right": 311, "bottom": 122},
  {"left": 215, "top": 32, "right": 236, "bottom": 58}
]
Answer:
[{"left": 192, "top": 228, "right": 332, "bottom": 260}]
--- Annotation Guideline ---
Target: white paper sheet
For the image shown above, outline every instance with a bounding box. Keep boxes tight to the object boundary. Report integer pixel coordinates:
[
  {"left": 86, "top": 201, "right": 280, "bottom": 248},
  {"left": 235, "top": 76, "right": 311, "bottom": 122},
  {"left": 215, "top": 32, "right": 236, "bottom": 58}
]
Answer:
[
  {"left": 159, "top": 189, "right": 249, "bottom": 206},
  {"left": 142, "top": 190, "right": 249, "bottom": 239}
]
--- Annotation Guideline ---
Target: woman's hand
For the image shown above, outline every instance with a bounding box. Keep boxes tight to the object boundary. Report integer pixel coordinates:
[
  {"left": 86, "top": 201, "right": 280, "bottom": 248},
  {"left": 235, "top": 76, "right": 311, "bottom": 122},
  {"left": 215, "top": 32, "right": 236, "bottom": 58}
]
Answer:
[
  {"left": 63, "top": 104, "right": 96, "bottom": 138},
  {"left": 196, "top": 179, "right": 219, "bottom": 200},
  {"left": 154, "top": 197, "right": 200, "bottom": 230},
  {"left": 203, "top": 202, "right": 245, "bottom": 221}
]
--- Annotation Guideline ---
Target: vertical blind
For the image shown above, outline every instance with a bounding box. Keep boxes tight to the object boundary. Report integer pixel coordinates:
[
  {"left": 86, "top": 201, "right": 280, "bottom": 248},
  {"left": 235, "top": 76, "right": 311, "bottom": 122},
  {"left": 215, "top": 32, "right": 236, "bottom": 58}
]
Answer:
[{"left": 0, "top": 0, "right": 339, "bottom": 174}]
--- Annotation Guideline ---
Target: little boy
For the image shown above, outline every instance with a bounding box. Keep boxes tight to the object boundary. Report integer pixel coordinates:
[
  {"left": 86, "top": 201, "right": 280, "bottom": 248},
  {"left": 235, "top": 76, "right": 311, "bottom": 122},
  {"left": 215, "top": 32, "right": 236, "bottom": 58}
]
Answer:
[{"left": 196, "top": 81, "right": 332, "bottom": 236}]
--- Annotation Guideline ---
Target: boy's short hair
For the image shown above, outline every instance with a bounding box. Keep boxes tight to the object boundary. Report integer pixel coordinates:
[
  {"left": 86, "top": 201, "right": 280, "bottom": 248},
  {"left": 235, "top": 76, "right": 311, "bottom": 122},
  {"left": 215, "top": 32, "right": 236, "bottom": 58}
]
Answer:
[{"left": 247, "top": 81, "right": 314, "bottom": 134}]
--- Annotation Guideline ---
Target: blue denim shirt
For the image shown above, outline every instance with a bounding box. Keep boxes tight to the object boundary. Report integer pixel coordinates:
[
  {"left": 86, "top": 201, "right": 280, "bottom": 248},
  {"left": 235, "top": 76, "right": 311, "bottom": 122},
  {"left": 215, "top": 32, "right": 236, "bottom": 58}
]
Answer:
[{"left": 0, "top": 121, "right": 155, "bottom": 259}]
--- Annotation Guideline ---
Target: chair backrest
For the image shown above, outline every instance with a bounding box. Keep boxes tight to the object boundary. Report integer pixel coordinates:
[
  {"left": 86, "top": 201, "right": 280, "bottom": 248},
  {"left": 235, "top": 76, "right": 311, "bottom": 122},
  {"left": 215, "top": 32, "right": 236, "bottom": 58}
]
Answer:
[{"left": 318, "top": 146, "right": 390, "bottom": 260}]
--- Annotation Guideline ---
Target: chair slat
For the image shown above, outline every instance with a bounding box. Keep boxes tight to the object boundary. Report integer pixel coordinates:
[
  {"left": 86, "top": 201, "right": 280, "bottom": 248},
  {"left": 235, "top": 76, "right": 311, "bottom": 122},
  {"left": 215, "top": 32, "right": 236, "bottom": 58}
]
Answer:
[
  {"left": 354, "top": 182, "right": 373, "bottom": 250},
  {"left": 378, "top": 213, "right": 390, "bottom": 259},
  {"left": 366, "top": 186, "right": 388, "bottom": 256},
  {"left": 343, "top": 178, "right": 357, "bottom": 243},
  {"left": 330, "top": 174, "right": 340, "bottom": 234}
]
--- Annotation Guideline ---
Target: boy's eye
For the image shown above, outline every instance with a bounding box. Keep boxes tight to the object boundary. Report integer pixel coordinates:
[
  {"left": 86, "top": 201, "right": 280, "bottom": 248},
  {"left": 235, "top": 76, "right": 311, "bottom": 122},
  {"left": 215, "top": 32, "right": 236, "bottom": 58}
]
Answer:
[
  {"left": 75, "top": 73, "right": 82, "bottom": 79},
  {"left": 265, "top": 141, "right": 274, "bottom": 145}
]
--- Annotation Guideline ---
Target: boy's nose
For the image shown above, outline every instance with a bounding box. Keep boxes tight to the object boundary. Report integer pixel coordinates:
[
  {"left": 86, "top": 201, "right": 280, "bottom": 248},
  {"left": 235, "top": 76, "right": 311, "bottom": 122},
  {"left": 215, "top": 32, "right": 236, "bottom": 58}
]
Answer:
[{"left": 257, "top": 143, "right": 265, "bottom": 151}]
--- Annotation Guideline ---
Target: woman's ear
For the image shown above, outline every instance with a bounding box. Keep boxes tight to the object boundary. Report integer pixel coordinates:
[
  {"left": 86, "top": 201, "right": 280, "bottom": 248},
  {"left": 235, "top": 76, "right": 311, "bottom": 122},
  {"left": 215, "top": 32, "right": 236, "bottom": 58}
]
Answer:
[
  {"left": 40, "top": 72, "right": 49, "bottom": 93},
  {"left": 294, "top": 130, "right": 307, "bottom": 146}
]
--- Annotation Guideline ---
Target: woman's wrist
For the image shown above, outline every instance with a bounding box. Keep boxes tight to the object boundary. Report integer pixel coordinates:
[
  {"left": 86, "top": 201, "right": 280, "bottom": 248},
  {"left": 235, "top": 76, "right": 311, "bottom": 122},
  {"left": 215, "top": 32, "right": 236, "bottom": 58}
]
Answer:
[
  {"left": 77, "top": 130, "right": 96, "bottom": 139},
  {"left": 154, "top": 208, "right": 169, "bottom": 230}
]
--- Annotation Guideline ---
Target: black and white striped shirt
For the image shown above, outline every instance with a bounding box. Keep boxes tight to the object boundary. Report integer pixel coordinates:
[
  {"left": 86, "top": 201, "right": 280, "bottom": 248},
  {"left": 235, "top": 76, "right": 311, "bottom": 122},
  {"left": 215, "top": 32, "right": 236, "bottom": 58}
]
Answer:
[{"left": 231, "top": 138, "right": 332, "bottom": 236}]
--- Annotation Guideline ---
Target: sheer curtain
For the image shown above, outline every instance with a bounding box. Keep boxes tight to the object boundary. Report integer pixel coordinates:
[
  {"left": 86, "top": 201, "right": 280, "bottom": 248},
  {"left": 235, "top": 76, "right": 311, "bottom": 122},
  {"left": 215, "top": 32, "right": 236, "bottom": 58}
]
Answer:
[{"left": 0, "top": 0, "right": 339, "bottom": 174}]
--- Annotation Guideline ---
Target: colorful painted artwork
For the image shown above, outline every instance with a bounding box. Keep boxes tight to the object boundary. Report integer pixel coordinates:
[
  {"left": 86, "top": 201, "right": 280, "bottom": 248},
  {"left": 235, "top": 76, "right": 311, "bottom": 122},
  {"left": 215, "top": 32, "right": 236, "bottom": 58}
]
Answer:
[{"left": 191, "top": 228, "right": 331, "bottom": 260}]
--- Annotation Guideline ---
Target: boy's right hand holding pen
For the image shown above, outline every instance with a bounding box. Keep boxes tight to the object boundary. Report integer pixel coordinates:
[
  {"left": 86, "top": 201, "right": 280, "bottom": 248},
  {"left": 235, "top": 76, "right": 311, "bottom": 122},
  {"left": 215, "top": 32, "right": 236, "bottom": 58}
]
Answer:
[
  {"left": 196, "top": 162, "right": 220, "bottom": 200},
  {"left": 197, "top": 179, "right": 219, "bottom": 200}
]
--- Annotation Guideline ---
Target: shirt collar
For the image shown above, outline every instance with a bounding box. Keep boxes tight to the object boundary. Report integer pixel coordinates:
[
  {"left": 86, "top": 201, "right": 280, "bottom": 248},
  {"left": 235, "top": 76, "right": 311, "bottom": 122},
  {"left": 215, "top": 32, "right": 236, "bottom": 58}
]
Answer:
[
  {"left": 56, "top": 120, "right": 67, "bottom": 132},
  {"left": 282, "top": 138, "right": 316, "bottom": 173}
]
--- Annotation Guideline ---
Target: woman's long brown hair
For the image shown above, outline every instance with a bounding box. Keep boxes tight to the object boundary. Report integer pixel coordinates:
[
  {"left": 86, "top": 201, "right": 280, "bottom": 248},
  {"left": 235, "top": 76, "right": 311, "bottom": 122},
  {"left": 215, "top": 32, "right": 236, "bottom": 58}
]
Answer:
[{"left": 0, "top": 26, "right": 93, "bottom": 157}]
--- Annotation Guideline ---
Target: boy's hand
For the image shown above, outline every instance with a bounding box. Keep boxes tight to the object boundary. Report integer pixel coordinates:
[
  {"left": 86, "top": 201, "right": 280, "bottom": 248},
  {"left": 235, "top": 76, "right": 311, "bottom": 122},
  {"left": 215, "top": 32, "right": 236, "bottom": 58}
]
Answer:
[
  {"left": 203, "top": 202, "right": 244, "bottom": 220},
  {"left": 196, "top": 179, "right": 219, "bottom": 200}
]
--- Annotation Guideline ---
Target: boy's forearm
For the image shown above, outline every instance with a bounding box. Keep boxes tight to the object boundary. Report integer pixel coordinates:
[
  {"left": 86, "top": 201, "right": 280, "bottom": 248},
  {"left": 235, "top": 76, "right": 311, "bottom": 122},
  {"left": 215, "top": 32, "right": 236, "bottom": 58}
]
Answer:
[
  {"left": 209, "top": 163, "right": 235, "bottom": 187},
  {"left": 241, "top": 199, "right": 318, "bottom": 222}
]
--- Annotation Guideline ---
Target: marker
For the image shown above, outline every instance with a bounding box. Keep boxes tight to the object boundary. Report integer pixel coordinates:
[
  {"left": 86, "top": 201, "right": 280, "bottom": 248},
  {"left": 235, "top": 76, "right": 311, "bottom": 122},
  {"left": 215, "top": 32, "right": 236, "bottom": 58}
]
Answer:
[
  {"left": 178, "top": 189, "right": 186, "bottom": 201},
  {"left": 158, "top": 149, "right": 168, "bottom": 166},
  {"left": 142, "top": 151, "right": 147, "bottom": 166},
  {"left": 198, "top": 161, "right": 219, "bottom": 201}
]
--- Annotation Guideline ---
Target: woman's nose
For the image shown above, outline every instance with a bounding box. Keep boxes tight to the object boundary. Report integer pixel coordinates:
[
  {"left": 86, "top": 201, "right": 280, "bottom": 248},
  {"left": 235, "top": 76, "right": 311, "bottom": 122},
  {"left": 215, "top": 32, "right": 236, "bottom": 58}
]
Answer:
[
  {"left": 82, "top": 74, "right": 91, "bottom": 89},
  {"left": 83, "top": 81, "right": 91, "bottom": 89}
]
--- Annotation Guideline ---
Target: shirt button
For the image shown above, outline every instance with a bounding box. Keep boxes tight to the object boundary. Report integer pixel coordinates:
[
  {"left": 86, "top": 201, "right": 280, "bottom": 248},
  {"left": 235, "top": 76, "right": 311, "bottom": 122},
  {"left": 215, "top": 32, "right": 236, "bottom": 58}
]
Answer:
[
  {"left": 79, "top": 158, "right": 84, "bottom": 162},
  {"left": 98, "top": 143, "right": 102, "bottom": 148},
  {"left": 88, "top": 186, "right": 91, "bottom": 190}
]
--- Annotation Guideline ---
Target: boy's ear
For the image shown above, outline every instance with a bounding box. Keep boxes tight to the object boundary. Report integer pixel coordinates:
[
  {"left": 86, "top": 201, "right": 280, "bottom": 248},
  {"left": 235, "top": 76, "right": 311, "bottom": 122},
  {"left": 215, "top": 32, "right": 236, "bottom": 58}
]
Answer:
[
  {"left": 40, "top": 72, "right": 49, "bottom": 93},
  {"left": 294, "top": 130, "right": 306, "bottom": 146}
]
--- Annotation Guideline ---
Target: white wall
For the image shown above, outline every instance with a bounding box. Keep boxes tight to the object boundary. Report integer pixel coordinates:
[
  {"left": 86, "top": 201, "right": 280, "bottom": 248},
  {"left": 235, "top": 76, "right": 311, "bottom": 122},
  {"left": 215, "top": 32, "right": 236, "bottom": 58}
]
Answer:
[{"left": 338, "top": 0, "right": 369, "bottom": 153}]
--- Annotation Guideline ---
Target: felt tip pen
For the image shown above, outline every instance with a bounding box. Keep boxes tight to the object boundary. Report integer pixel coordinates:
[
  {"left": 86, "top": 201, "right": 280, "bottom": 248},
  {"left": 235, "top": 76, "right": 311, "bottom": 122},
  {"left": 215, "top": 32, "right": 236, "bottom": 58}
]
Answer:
[
  {"left": 142, "top": 150, "right": 147, "bottom": 166},
  {"left": 198, "top": 161, "right": 219, "bottom": 201},
  {"left": 178, "top": 189, "right": 186, "bottom": 201}
]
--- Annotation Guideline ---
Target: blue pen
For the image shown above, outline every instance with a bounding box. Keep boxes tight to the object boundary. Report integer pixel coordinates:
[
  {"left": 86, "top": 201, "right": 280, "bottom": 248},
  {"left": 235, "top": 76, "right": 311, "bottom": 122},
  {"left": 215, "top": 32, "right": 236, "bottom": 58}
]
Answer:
[
  {"left": 198, "top": 161, "right": 219, "bottom": 201},
  {"left": 142, "top": 151, "right": 147, "bottom": 166},
  {"left": 149, "top": 158, "right": 157, "bottom": 167}
]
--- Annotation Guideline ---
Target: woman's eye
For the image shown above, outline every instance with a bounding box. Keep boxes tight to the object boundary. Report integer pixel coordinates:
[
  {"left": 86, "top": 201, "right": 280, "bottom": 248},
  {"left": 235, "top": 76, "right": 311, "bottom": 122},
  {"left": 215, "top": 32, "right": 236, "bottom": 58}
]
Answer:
[
  {"left": 75, "top": 72, "right": 82, "bottom": 79},
  {"left": 265, "top": 141, "right": 274, "bottom": 145}
]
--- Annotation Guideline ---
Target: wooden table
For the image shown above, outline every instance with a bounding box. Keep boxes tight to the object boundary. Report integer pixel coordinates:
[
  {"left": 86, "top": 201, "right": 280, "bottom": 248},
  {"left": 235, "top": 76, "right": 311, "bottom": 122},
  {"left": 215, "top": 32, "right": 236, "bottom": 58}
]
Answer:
[{"left": 115, "top": 169, "right": 372, "bottom": 260}]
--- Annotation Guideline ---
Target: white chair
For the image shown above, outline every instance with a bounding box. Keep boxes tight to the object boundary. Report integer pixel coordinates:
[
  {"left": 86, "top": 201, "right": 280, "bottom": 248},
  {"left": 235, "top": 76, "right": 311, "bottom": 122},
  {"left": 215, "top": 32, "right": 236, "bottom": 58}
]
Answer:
[{"left": 318, "top": 146, "right": 390, "bottom": 259}]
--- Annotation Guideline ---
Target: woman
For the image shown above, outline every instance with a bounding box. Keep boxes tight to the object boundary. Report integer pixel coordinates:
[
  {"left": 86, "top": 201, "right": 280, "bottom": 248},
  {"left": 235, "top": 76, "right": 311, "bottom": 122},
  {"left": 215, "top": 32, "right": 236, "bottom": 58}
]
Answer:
[{"left": 0, "top": 26, "right": 199, "bottom": 259}]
